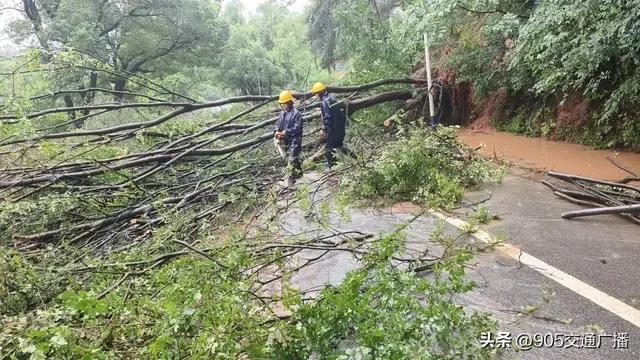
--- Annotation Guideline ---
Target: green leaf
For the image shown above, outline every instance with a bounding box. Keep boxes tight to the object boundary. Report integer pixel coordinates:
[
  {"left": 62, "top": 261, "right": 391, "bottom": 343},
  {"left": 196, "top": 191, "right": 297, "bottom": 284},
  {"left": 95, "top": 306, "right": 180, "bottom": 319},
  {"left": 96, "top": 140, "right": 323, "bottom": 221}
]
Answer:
[{"left": 50, "top": 334, "right": 68, "bottom": 347}]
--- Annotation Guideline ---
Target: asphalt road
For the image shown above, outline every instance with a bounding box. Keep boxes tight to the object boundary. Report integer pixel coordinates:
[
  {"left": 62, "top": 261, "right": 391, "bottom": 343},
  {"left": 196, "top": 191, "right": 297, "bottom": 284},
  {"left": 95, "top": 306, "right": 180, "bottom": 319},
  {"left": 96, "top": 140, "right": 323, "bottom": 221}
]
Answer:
[
  {"left": 276, "top": 169, "right": 639, "bottom": 359},
  {"left": 459, "top": 169, "right": 640, "bottom": 359}
]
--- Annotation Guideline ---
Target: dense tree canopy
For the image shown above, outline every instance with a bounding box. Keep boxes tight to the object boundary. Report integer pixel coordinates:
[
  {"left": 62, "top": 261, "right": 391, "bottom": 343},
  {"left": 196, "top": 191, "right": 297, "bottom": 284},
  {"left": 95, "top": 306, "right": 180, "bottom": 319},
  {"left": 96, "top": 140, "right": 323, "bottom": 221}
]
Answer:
[
  {"left": 11, "top": 0, "right": 228, "bottom": 74},
  {"left": 216, "top": 2, "right": 330, "bottom": 95},
  {"left": 305, "top": 0, "right": 640, "bottom": 147},
  {"left": 2, "top": 0, "right": 640, "bottom": 358},
  {"left": 4, "top": 0, "right": 640, "bottom": 146}
]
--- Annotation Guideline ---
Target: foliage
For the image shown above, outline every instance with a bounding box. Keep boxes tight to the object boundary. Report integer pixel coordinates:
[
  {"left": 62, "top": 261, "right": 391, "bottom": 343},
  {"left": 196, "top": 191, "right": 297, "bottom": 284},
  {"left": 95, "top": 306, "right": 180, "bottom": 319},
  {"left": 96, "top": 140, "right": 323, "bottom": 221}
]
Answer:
[
  {"left": 274, "top": 234, "right": 497, "bottom": 359},
  {"left": 309, "top": 0, "right": 531, "bottom": 86},
  {"left": 0, "top": 249, "right": 50, "bottom": 316},
  {"left": 0, "top": 224, "right": 496, "bottom": 359},
  {"left": 0, "top": 195, "right": 77, "bottom": 239},
  {"left": 345, "top": 126, "right": 504, "bottom": 209},
  {"left": 307, "top": 0, "right": 404, "bottom": 78},
  {"left": 333, "top": 0, "right": 419, "bottom": 82},
  {"left": 439, "top": 13, "right": 521, "bottom": 99},
  {"left": 349, "top": 103, "right": 396, "bottom": 126},
  {"left": 8, "top": 0, "right": 227, "bottom": 75},
  {"left": 0, "top": 50, "right": 54, "bottom": 115},
  {"left": 511, "top": 0, "right": 640, "bottom": 148},
  {"left": 512, "top": 1, "right": 637, "bottom": 99},
  {"left": 10, "top": 0, "right": 640, "bottom": 357},
  {"left": 216, "top": 3, "right": 332, "bottom": 95},
  {"left": 306, "top": 0, "right": 341, "bottom": 70},
  {"left": 495, "top": 105, "right": 555, "bottom": 138},
  {"left": 5, "top": 0, "right": 333, "bottom": 100},
  {"left": 469, "top": 206, "right": 498, "bottom": 225},
  {"left": 312, "top": 0, "right": 639, "bottom": 149}
]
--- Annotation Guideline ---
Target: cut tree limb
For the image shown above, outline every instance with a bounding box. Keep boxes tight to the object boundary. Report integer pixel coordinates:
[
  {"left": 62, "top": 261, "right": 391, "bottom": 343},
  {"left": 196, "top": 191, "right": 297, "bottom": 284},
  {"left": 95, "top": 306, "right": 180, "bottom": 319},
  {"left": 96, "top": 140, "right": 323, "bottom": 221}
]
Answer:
[
  {"left": 545, "top": 168, "right": 640, "bottom": 225},
  {"left": 562, "top": 204, "right": 640, "bottom": 219}
]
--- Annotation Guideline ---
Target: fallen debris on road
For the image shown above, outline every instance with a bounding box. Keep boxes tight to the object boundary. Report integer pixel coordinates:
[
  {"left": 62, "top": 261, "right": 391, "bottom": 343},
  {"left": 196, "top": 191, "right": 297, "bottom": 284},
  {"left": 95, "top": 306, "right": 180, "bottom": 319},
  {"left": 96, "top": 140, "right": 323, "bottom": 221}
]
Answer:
[{"left": 542, "top": 159, "right": 640, "bottom": 225}]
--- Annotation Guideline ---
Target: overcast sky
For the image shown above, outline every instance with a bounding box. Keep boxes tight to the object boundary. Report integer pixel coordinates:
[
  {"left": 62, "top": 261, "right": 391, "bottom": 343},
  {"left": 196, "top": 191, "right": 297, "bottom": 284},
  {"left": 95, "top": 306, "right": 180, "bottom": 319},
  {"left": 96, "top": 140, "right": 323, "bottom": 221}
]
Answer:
[{"left": 0, "top": 0, "right": 31, "bottom": 56}]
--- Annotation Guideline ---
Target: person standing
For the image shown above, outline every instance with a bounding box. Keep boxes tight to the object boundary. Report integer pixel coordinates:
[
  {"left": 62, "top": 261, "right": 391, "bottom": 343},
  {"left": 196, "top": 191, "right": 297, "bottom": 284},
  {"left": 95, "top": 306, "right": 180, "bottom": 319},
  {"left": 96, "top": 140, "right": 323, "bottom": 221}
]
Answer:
[
  {"left": 274, "top": 90, "right": 303, "bottom": 187},
  {"left": 311, "top": 82, "right": 347, "bottom": 170}
]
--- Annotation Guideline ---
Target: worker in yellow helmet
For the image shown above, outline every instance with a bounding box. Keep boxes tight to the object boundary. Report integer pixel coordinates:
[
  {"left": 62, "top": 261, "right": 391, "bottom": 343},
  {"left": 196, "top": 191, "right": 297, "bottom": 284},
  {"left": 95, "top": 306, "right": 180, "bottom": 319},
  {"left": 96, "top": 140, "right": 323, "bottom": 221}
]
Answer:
[
  {"left": 274, "top": 90, "right": 303, "bottom": 187},
  {"left": 311, "top": 82, "right": 347, "bottom": 170}
]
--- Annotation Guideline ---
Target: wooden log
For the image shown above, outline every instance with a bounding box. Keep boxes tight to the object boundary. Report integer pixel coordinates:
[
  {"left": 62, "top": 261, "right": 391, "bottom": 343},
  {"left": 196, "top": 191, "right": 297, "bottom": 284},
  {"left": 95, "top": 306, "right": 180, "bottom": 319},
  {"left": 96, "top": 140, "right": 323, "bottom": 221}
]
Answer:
[
  {"left": 553, "top": 191, "right": 603, "bottom": 209},
  {"left": 346, "top": 90, "right": 413, "bottom": 114},
  {"left": 548, "top": 171, "right": 640, "bottom": 194},
  {"left": 561, "top": 204, "right": 640, "bottom": 219}
]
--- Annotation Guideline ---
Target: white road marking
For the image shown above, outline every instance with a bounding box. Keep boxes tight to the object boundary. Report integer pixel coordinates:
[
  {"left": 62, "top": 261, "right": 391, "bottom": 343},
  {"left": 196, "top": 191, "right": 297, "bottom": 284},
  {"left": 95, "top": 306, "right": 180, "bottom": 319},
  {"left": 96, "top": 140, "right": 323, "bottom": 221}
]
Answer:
[{"left": 429, "top": 210, "right": 640, "bottom": 329}]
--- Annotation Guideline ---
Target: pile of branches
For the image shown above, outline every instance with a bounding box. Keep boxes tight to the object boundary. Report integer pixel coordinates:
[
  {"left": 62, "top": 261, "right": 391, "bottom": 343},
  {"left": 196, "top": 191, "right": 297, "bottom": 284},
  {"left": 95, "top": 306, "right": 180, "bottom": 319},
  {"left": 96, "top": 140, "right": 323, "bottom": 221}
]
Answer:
[
  {"left": 0, "top": 73, "right": 425, "bottom": 266},
  {"left": 543, "top": 158, "right": 640, "bottom": 225},
  {"left": 54, "top": 225, "right": 440, "bottom": 303}
]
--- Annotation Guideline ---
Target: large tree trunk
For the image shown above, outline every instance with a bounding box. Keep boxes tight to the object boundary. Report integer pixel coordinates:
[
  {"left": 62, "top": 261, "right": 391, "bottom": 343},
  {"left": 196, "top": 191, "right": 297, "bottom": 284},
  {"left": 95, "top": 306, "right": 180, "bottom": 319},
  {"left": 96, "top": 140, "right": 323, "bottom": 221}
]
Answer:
[
  {"left": 83, "top": 72, "right": 98, "bottom": 116},
  {"left": 113, "top": 76, "right": 128, "bottom": 103},
  {"left": 62, "top": 95, "right": 80, "bottom": 127},
  {"left": 22, "top": 0, "right": 51, "bottom": 60},
  {"left": 347, "top": 91, "right": 412, "bottom": 114}
]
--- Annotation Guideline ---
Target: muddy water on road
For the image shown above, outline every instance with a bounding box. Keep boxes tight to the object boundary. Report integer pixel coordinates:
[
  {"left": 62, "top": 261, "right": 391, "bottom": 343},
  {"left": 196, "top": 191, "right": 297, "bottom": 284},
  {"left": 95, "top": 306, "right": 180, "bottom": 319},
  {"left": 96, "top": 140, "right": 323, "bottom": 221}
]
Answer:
[{"left": 458, "top": 130, "right": 640, "bottom": 181}]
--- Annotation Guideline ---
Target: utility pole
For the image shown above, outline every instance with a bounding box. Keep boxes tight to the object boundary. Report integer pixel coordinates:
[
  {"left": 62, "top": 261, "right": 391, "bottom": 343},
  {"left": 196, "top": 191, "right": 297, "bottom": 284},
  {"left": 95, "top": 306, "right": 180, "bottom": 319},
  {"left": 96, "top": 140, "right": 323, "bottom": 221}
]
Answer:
[{"left": 424, "top": 33, "right": 436, "bottom": 130}]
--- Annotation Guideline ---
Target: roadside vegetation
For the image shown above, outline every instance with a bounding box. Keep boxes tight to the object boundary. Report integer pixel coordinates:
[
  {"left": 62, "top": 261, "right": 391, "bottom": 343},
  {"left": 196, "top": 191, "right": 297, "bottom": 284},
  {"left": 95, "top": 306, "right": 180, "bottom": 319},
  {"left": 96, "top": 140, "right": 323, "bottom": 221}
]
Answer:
[
  {"left": 0, "top": 226, "right": 497, "bottom": 358},
  {"left": 345, "top": 126, "right": 504, "bottom": 209},
  {"left": 3, "top": 0, "right": 634, "bottom": 358},
  {"left": 308, "top": 0, "right": 640, "bottom": 149}
]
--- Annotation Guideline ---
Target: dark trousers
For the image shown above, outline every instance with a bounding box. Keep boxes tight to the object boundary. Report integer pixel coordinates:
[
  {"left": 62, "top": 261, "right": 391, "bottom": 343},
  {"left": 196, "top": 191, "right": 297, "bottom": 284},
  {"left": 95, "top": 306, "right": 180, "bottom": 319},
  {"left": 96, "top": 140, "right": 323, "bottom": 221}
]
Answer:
[
  {"left": 287, "top": 143, "right": 302, "bottom": 181},
  {"left": 325, "top": 130, "right": 345, "bottom": 169}
]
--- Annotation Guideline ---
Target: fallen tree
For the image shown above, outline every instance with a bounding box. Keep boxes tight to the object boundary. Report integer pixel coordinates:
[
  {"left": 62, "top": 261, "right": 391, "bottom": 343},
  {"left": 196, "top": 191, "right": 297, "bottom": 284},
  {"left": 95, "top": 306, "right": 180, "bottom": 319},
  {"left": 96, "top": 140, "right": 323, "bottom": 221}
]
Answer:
[
  {"left": 0, "top": 77, "right": 423, "bottom": 256},
  {"left": 543, "top": 159, "right": 640, "bottom": 225},
  {"left": 0, "top": 65, "right": 507, "bottom": 358}
]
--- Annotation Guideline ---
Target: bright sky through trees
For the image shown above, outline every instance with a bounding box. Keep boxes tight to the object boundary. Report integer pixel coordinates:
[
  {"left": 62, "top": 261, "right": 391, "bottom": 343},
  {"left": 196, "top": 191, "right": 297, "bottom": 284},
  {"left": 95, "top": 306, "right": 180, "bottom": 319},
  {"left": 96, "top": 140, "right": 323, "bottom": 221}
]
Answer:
[{"left": 223, "top": 0, "right": 309, "bottom": 14}]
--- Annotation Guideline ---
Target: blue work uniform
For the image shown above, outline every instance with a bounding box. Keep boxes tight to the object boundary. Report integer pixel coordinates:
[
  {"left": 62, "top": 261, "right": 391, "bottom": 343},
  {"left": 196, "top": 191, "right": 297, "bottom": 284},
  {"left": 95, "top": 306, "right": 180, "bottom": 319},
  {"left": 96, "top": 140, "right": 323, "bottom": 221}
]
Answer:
[
  {"left": 275, "top": 107, "right": 303, "bottom": 179},
  {"left": 319, "top": 93, "right": 347, "bottom": 168}
]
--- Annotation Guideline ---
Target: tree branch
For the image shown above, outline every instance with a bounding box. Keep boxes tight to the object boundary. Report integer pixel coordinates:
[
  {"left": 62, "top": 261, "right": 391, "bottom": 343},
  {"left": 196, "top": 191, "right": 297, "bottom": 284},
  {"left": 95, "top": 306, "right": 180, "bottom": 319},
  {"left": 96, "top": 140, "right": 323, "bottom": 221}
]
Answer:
[{"left": 456, "top": 4, "right": 529, "bottom": 19}]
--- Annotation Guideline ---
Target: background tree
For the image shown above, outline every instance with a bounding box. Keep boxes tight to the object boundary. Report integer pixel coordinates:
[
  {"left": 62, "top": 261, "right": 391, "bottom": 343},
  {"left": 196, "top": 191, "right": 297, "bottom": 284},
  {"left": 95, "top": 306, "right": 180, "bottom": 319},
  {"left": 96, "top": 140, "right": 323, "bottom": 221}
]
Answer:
[
  {"left": 306, "top": 0, "right": 399, "bottom": 73},
  {"left": 216, "top": 2, "right": 330, "bottom": 95},
  {"left": 306, "top": 0, "right": 340, "bottom": 70},
  {"left": 9, "top": 0, "right": 228, "bottom": 97}
]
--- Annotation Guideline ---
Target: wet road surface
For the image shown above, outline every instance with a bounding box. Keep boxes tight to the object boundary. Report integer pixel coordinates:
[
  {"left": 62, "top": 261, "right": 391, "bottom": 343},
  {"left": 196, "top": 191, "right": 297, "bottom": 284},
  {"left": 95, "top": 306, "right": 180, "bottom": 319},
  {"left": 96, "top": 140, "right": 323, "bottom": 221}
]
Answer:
[{"left": 275, "top": 168, "right": 639, "bottom": 359}]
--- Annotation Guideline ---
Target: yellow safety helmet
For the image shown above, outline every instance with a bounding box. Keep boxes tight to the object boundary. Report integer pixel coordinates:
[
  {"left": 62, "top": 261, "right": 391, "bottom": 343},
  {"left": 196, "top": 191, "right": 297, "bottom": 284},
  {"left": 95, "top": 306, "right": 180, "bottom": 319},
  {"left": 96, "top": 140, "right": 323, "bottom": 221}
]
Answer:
[
  {"left": 311, "top": 82, "right": 326, "bottom": 95},
  {"left": 278, "top": 90, "right": 294, "bottom": 104}
]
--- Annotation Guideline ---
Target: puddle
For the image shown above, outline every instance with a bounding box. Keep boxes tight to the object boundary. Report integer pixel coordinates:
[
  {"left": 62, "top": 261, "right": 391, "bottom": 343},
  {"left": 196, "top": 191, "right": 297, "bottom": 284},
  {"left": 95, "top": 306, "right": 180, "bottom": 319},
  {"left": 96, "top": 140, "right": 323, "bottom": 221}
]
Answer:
[{"left": 458, "top": 130, "right": 640, "bottom": 181}]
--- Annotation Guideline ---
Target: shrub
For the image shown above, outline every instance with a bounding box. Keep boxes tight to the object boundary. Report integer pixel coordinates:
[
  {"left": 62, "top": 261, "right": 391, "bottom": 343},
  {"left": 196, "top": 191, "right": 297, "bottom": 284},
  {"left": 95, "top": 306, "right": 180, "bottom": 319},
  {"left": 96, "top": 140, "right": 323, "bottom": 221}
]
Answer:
[
  {"left": 0, "top": 230, "right": 497, "bottom": 359},
  {"left": 274, "top": 233, "right": 497, "bottom": 359},
  {"left": 346, "top": 126, "right": 503, "bottom": 209}
]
